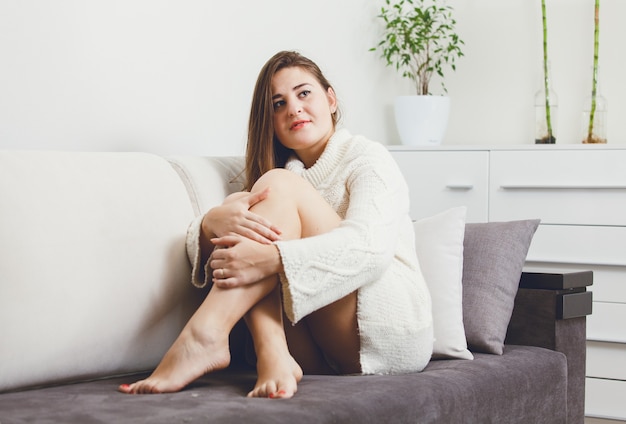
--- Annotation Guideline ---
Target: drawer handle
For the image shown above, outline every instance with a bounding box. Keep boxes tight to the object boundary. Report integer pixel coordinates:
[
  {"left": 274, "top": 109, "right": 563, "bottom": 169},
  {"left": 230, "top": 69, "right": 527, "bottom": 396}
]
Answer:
[
  {"left": 500, "top": 184, "right": 626, "bottom": 190},
  {"left": 446, "top": 184, "right": 474, "bottom": 190}
]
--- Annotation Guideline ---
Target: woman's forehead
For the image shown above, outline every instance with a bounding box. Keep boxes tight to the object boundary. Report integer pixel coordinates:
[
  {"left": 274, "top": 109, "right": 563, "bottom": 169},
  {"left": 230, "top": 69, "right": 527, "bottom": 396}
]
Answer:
[{"left": 271, "top": 67, "right": 317, "bottom": 94}]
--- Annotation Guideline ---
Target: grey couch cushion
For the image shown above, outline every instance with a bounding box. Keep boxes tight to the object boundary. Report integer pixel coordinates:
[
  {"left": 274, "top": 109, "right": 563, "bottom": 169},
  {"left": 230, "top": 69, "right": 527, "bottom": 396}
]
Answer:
[
  {"left": 462, "top": 220, "right": 540, "bottom": 354},
  {"left": 0, "top": 346, "right": 566, "bottom": 424}
]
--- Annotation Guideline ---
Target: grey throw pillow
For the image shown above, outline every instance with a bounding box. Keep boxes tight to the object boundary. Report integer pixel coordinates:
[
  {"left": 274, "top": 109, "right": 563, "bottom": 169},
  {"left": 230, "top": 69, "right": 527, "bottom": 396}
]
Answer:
[{"left": 462, "top": 219, "right": 540, "bottom": 355}]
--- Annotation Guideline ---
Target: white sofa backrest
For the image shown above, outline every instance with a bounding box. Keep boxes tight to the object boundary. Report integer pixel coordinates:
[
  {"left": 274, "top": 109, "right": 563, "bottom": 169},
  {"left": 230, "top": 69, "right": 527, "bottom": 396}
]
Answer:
[
  {"left": 168, "top": 156, "right": 245, "bottom": 215},
  {"left": 0, "top": 151, "right": 242, "bottom": 392}
]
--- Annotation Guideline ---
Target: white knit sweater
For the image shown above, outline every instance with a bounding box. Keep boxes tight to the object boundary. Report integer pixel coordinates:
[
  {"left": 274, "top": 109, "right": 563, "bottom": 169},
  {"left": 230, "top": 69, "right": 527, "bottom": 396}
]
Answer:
[{"left": 186, "top": 129, "right": 433, "bottom": 374}]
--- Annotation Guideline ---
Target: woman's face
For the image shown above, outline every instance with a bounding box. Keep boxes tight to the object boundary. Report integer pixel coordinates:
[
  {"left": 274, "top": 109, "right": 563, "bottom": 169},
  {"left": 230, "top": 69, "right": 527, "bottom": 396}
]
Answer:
[{"left": 271, "top": 66, "right": 337, "bottom": 168}]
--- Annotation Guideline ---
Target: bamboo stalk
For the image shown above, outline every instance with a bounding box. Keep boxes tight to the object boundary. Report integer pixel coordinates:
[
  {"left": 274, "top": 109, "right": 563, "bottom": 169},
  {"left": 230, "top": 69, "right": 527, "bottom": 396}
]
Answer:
[
  {"left": 541, "top": 0, "right": 553, "bottom": 142},
  {"left": 586, "top": 0, "right": 600, "bottom": 143}
]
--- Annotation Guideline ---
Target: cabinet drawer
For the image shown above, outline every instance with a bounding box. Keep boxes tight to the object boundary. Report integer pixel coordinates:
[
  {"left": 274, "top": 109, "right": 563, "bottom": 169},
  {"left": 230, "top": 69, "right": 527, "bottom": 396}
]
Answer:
[
  {"left": 489, "top": 150, "right": 626, "bottom": 226},
  {"left": 587, "top": 302, "right": 626, "bottom": 343},
  {"left": 580, "top": 266, "right": 626, "bottom": 303},
  {"left": 390, "top": 150, "right": 489, "bottom": 222},
  {"left": 527, "top": 224, "right": 626, "bottom": 267},
  {"left": 587, "top": 341, "right": 626, "bottom": 380},
  {"left": 586, "top": 377, "right": 626, "bottom": 420}
]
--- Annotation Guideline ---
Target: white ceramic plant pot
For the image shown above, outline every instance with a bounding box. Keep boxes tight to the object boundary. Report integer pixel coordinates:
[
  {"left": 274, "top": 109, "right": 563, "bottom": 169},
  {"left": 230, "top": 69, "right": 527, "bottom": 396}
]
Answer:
[{"left": 394, "top": 95, "right": 451, "bottom": 146}]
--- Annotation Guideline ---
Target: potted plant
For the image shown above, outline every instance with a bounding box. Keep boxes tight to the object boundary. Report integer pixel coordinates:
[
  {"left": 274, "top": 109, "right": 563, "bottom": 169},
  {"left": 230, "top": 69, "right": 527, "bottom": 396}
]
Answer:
[{"left": 371, "top": 0, "right": 464, "bottom": 146}]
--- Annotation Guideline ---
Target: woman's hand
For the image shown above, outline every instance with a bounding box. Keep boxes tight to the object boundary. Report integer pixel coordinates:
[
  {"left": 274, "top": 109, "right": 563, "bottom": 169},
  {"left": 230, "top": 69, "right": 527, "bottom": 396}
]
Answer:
[
  {"left": 209, "top": 234, "right": 281, "bottom": 288},
  {"left": 203, "top": 188, "right": 281, "bottom": 245}
]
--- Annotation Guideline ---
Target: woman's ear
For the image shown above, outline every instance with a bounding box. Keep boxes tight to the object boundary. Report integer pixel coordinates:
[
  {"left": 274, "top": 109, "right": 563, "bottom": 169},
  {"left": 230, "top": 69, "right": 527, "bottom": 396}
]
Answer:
[{"left": 327, "top": 87, "right": 338, "bottom": 114}]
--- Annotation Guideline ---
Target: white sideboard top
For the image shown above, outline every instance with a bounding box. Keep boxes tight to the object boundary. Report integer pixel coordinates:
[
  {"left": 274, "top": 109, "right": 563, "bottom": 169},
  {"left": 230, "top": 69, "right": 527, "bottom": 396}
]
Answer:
[{"left": 387, "top": 144, "right": 626, "bottom": 152}]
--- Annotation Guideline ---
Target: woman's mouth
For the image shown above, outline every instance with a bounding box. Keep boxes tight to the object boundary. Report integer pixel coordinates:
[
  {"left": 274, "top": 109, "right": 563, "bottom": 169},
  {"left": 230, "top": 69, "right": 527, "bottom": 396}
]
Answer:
[{"left": 290, "top": 120, "right": 310, "bottom": 130}]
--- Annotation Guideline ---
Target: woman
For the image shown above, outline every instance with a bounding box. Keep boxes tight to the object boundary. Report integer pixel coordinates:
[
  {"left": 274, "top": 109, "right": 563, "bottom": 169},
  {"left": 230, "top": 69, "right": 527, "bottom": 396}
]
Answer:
[{"left": 119, "top": 51, "right": 433, "bottom": 398}]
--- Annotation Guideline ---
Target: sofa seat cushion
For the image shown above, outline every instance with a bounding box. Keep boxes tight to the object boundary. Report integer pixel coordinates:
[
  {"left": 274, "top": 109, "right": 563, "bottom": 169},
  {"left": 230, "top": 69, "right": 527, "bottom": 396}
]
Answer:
[{"left": 0, "top": 346, "right": 567, "bottom": 424}]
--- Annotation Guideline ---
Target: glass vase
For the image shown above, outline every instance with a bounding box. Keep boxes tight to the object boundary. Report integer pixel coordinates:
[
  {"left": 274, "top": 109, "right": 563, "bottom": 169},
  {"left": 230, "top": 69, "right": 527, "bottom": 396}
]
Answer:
[
  {"left": 582, "top": 77, "right": 607, "bottom": 144},
  {"left": 534, "top": 63, "right": 558, "bottom": 144}
]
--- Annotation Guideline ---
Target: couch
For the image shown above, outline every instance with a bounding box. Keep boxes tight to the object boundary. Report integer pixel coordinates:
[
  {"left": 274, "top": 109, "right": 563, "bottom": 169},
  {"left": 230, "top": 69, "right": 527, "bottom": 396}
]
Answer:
[{"left": 0, "top": 150, "right": 592, "bottom": 424}]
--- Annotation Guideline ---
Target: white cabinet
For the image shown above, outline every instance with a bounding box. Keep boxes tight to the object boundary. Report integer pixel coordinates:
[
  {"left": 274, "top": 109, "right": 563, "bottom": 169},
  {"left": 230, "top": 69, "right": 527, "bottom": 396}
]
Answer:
[
  {"left": 390, "top": 145, "right": 626, "bottom": 421},
  {"left": 489, "top": 150, "right": 626, "bottom": 226},
  {"left": 389, "top": 149, "right": 489, "bottom": 223}
]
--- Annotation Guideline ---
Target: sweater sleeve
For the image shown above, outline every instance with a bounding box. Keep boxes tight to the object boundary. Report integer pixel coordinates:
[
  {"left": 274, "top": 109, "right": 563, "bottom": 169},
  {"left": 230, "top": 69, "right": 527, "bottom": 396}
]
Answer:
[
  {"left": 185, "top": 213, "right": 212, "bottom": 288},
  {"left": 275, "top": 149, "right": 410, "bottom": 323}
]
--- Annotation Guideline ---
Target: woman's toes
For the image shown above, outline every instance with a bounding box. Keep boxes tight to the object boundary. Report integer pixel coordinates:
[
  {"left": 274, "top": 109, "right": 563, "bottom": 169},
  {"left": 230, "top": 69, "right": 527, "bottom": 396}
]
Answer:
[
  {"left": 248, "top": 382, "right": 272, "bottom": 398},
  {"left": 118, "top": 383, "right": 132, "bottom": 394},
  {"left": 269, "top": 389, "right": 289, "bottom": 399}
]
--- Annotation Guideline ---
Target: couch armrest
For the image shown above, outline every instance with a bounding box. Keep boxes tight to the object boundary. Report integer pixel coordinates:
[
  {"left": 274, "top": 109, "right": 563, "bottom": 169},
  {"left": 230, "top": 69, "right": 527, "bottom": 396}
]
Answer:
[{"left": 505, "top": 270, "right": 593, "bottom": 424}]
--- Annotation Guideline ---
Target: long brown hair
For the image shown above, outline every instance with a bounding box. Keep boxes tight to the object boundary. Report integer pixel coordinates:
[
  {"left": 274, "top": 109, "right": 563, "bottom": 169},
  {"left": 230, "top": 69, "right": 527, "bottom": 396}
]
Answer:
[{"left": 245, "top": 51, "right": 340, "bottom": 190}]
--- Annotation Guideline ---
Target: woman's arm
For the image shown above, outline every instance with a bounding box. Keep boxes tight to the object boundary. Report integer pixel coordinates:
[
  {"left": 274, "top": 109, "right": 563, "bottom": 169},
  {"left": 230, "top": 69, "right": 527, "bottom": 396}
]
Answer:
[
  {"left": 275, "top": 149, "right": 410, "bottom": 323},
  {"left": 207, "top": 144, "right": 410, "bottom": 322},
  {"left": 207, "top": 234, "right": 282, "bottom": 287},
  {"left": 186, "top": 188, "right": 282, "bottom": 288}
]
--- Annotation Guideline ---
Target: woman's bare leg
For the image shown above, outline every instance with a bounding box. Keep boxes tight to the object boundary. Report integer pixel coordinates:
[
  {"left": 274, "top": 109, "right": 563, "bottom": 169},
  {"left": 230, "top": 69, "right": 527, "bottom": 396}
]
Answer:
[
  {"left": 118, "top": 276, "right": 279, "bottom": 394},
  {"left": 305, "top": 292, "right": 361, "bottom": 374},
  {"left": 119, "top": 168, "right": 359, "bottom": 395},
  {"left": 239, "top": 170, "right": 312, "bottom": 398},
  {"left": 282, "top": 319, "right": 336, "bottom": 375},
  {"left": 244, "top": 169, "right": 360, "bottom": 388},
  {"left": 118, "top": 169, "right": 318, "bottom": 396},
  {"left": 244, "top": 286, "right": 302, "bottom": 398}
]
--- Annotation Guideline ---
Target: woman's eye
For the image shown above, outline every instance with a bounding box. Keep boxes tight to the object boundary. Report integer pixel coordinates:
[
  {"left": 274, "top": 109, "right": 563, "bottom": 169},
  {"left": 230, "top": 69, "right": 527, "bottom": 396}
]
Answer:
[
  {"left": 299, "top": 90, "right": 311, "bottom": 98},
  {"left": 273, "top": 100, "right": 285, "bottom": 110}
]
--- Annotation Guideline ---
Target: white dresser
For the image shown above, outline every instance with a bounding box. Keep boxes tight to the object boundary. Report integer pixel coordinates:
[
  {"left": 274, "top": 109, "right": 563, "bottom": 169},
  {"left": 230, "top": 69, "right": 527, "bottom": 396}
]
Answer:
[{"left": 390, "top": 145, "right": 626, "bottom": 422}]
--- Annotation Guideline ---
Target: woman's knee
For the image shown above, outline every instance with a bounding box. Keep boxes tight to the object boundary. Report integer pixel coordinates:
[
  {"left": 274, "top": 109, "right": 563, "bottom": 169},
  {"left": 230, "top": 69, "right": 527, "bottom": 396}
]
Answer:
[
  {"left": 250, "top": 169, "right": 322, "bottom": 211},
  {"left": 251, "top": 168, "right": 340, "bottom": 237},
  {"left": 250, "top": 168, "right": 308, "bottom": 197}
]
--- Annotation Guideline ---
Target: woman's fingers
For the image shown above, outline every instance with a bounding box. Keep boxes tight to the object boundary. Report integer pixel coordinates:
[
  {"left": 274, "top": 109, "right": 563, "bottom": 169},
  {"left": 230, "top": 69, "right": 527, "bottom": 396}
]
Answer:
[
  {"left": 244, "top": 190, "right": 282, "bottom": 240},
  {"left": 246, "top": 187, "right": 270, "bottom": 208},
  {"left": 209, "top": 236, "right": 271, "bottom": 288},
  {"left": 240, "top": 216, "right": 281, "bottom": 243},
  {"left": 220, "top": 190, "right": 282, "bottom": 243},
  {"left": 210, "top": 235, "right": 239, "bottom": 249},
  {"left": 209, "top": 239, "right": 235, "bottom": 286}
]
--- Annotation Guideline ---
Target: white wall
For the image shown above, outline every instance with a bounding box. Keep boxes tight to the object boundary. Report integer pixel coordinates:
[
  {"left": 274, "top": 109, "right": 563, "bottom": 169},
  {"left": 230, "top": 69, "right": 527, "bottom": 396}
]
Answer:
[
  {"left": 0, "top": 0, "right": 624, "bottom": 156},
  {"left": 446, "top": 0, "right": 625, "bottom": 146}
]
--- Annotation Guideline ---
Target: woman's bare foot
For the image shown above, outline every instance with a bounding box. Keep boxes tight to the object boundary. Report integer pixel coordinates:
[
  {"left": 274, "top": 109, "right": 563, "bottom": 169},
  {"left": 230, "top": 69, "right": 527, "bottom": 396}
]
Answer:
[
  {"left": 247, "top": 347, "right": 303, "bottom": 399},
  {"left": 118, "top": 326, "right": 231, "bottom": 394}
]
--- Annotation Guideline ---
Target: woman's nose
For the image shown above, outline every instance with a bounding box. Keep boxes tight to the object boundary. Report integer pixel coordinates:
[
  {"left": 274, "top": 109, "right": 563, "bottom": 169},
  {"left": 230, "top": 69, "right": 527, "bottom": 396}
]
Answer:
[{"left": 288, "top": 101, "right": 302, "bottom": 116}]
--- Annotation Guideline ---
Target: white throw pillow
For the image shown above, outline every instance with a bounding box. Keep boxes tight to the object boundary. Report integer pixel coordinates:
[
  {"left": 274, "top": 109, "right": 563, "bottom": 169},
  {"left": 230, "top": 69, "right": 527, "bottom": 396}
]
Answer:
[{"left": 414, "top": 207, "right": 473, "bottom": 360}]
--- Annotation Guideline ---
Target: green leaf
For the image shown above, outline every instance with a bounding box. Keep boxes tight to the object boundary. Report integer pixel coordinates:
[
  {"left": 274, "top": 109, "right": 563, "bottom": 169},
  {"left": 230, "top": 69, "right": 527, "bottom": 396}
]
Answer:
[{"left": 369, "top": 0, "right": 464, "bottom": 94}]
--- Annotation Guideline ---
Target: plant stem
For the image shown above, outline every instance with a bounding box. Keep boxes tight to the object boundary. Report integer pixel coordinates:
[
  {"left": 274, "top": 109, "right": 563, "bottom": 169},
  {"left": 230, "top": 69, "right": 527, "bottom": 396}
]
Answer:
[
  {"left": 541, "top": 0, "right": 553, "bottom": 141},
  {"left": 587, "top": 0, "right": 600, "bottom": 143}
]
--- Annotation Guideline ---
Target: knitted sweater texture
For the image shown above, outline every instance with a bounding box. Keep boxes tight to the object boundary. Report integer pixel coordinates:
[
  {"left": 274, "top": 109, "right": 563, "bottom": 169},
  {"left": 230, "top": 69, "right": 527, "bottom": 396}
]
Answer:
[{"left": 187, "top": 129, "right": 433, "bottom": 374}]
